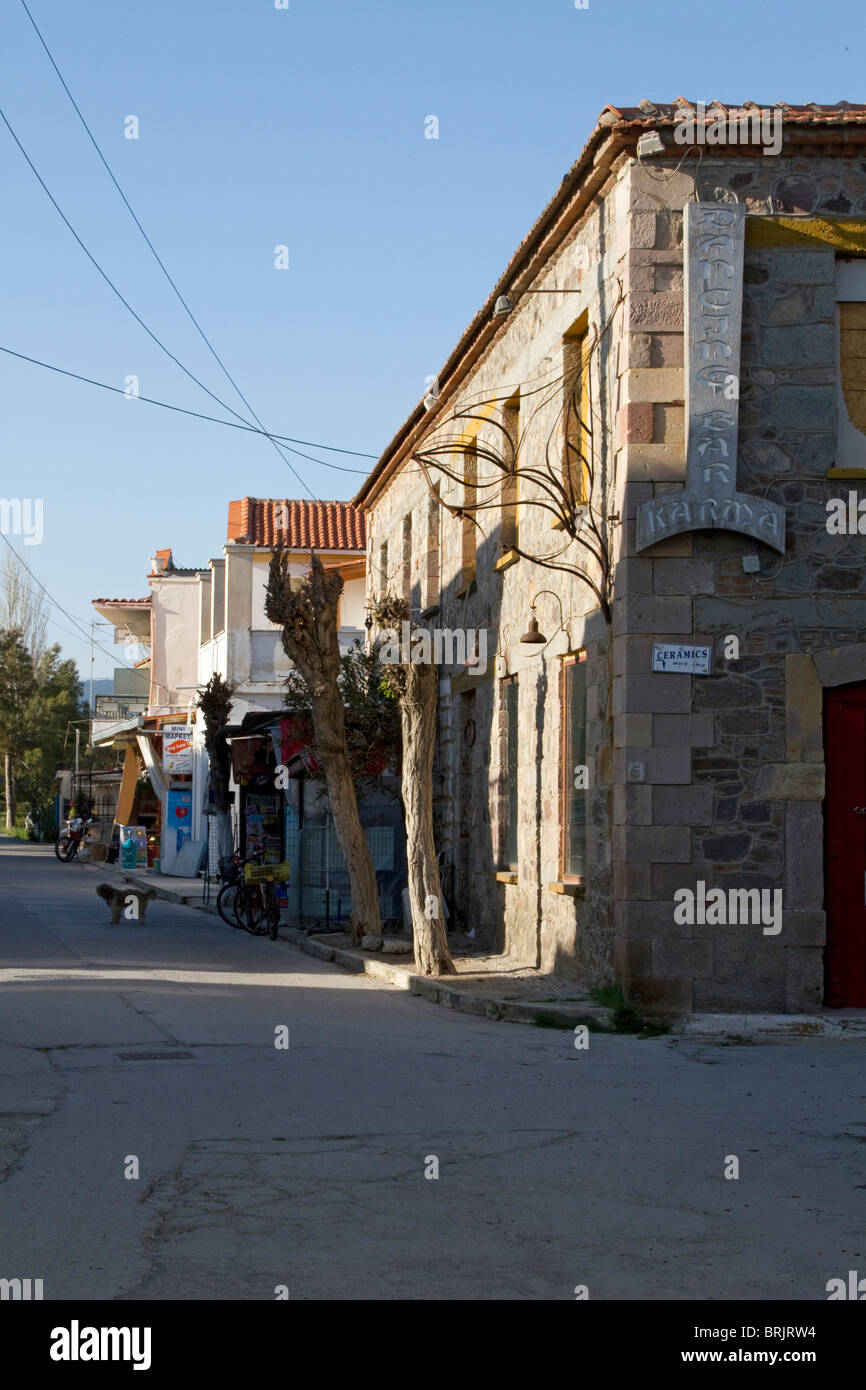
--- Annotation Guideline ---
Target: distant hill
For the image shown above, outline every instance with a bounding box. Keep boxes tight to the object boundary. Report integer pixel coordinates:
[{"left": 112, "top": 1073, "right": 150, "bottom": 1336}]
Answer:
[{"left": 85, "top": 678, "right": 116, "bottom": 712}]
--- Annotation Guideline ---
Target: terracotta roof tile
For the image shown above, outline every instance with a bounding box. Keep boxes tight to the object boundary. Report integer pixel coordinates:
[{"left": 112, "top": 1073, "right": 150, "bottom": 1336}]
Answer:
[
  {"left": 92, "top": 597, "right": 151, "bottom": 605},
  {"left": 227, "top": 498, "right": 366, "bottom": 551},
  {"left": 600, "top": 99, "right": 866, "bottom": 125}
]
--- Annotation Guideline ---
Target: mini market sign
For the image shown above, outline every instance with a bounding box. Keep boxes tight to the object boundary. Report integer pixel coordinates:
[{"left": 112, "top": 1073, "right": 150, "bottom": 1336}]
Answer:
[
  {"left": 652, "top": 643, "right": 712, "bottom": 675},
  {"left": 162, "top": 723, "right": 193, "bottom": 774}
]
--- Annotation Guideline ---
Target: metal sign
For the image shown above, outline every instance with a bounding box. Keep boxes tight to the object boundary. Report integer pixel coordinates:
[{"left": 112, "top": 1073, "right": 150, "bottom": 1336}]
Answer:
[
  {"left": 161, "top": 723, "right": 193, "bottom": 774},
  {"left": 636, "top": 202, "right": 785, "bottom": 554},
  {"left": 652, "top": 642, "right": 712, "bottom": 675}
]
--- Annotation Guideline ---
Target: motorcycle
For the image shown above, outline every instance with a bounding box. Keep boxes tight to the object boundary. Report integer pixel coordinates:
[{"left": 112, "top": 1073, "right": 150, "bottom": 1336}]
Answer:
[{"left": 54, "top": 816, "right": 97, "bottom": 862}]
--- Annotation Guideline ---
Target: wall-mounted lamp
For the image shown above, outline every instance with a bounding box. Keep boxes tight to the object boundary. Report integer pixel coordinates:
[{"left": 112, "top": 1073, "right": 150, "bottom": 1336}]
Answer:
[
  {"left": 493, "top": 285, "right": 585, "bottom": 319},
  {"left": 520, "top": 615, "right": 546, "bottom": 645},
  {"left": 520, "top": 590, "right": 568, "bottom": 647}
]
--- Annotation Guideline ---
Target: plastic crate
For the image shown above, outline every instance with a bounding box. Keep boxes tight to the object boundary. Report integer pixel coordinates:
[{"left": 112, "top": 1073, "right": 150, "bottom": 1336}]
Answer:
[{"left": 244, "top": 860, "right": 290, "bottom": 884}]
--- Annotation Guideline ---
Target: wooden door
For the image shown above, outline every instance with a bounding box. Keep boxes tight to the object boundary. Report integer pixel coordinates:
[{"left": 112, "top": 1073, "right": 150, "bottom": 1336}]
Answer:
[{"left": 825, "top": 683, "right": 866, "bottom": 1007}]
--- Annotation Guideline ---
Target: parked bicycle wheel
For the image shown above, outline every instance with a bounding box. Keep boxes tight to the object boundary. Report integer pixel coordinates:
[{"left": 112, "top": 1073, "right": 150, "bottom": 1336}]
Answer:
[
  {"left": 217, "top": 883, "right": 240, "bottom": 927},
  {"left": 267, "top": 893, "right": 280, "bottom": 941},
  {"left": 236, "top": 883, "right": 265, "bottom": 933},
  {"left": 54, "top": 836, "right": 77, "bottom": 862}
]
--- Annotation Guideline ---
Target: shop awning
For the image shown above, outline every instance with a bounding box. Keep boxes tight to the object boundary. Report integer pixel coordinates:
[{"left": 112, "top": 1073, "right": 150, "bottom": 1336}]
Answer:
[
  {"left": 91, "top": 714, "right": 143, "bottom": 746},
  {"left": 114, "top": 745, "right": 140, "bottom": 826}
]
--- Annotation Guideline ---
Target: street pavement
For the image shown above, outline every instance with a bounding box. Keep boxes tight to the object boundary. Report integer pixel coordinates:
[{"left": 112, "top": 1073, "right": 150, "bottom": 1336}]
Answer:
[{"left": 0, "top": 837, "right": 863, "bottom": 1301}]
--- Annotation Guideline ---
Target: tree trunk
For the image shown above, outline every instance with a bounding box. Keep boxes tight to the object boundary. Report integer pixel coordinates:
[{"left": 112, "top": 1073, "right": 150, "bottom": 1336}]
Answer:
[
  {"left": 208, "top": 731, "right": 234, "bottom": 862},
  {"left": 217, "top": 810, "right": 234, "bottom": 861},
  {"left": 4, "top": 751, "right": 15, "bottom": 831},
  {"left": 266, "top": 549, "right": 381, "bottom": 944},
  {"left": 197, "top": 677, "right": 236, "bottom": 868},
  {"left": 311, "top": 686, "right": 381, "bottom": 944},
  {"left": 399, "top": 662, "right": 454, "bottom": 975}
]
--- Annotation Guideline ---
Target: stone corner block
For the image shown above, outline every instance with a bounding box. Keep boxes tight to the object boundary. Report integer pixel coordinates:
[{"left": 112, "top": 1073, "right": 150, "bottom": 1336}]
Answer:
[{"left": 755, "top": 762, "right": 825, "bottom": 801}]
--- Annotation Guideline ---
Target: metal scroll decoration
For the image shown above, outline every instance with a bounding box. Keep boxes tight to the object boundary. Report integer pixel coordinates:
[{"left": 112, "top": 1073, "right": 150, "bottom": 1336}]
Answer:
[{"left": 635, "top": 202, "right": 785, "bottom": 554}]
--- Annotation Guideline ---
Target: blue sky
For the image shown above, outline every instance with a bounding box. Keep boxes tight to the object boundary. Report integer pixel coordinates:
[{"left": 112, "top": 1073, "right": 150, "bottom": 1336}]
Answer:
[{"left": 0, "top": 0, "right": 859, "bottom": 679}]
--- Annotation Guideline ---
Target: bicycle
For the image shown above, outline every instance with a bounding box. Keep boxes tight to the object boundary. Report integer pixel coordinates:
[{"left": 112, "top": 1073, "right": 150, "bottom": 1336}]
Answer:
[
  {"left": 216, "top": 854, "right": 252, "bottom": 929},
  {"left": 216, "top": 853, "right": 287, "bottom": 939},
  {"left": 240, "top": 858, "right": 289, "bottom": 940}
]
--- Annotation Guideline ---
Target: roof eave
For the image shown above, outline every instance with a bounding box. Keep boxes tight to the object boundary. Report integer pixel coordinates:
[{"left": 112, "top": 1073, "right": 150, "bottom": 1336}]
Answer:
[{"left": 353, "top": 106, "right": 866, "bottom": 511}]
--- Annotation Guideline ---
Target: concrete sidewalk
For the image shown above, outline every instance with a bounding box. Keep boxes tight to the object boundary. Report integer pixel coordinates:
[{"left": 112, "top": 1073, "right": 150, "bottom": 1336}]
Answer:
[{"left": 82, "top": 856, "right": 866, "bottom": 1041}]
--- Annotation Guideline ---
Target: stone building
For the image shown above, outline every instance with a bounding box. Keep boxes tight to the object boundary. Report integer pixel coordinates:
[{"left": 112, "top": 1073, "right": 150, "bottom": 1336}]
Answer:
[{"left": 354, "top": 101, "right": 866, "bottom": 1016}]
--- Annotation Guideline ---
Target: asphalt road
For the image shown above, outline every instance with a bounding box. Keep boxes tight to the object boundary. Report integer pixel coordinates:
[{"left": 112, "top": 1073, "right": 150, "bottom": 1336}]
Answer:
[{"left": 0, "top": 837, "right": 863, "bottom": 1300}]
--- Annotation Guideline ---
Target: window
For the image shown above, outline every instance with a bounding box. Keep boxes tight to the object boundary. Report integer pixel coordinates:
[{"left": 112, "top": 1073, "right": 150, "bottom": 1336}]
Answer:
[
  {"left": 212, "top": 560, "right": 225, "bottom": 635},
  {"left": 839, "top": 302, "right": 866, "bottom": 430},
  {"left": 562, "top": 313, "right": 590, "bottom": 505},
  {"left": 504, "top": 676, "right": 519, "bottom": 870},
  {"left": 425, "top": 486, "right": 441, "bottom": 608},
  {"left": 401, "top": 514, "right": 412, "bottom": 605},
  {"left": 835, "top": 259, "right": 866, "bottom": 469},
  {"left": 501, "top": 391, "right": 520, "bottom": 554},
  {"left": 461, "top": 442, "right": 477, "bottom": 587},
  {"left": 378, "top": 540, "right": 388, "bottom": 598},
  {"left": 561, "top": 653, "right": 587, "bottom": 880}
]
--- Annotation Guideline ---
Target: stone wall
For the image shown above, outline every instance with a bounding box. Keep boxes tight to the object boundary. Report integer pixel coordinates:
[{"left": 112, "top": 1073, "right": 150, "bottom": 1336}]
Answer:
[
  {"left": 614, "top": 153, "right": 866, "bottom": 1015},
  {"left": 363, "top": 141, "right": 866, "bottom": 1013},
  {"left": 363, "top": 165, "right": 631, "bottom": 981}
]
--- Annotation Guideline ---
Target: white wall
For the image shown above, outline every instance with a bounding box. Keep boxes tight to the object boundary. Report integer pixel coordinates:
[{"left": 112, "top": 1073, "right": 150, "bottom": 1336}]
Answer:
[
  {"left": 341, "top": 576, "right": 365, "bottom": 630},
  {"left": 149, "top": 576, "right": 201, "bottom": 713}
]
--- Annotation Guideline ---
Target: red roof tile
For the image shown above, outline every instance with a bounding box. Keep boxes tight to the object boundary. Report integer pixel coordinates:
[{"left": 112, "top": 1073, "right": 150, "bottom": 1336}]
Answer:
[
  {"left": 600, "top": 99, "right": 866, "bottom": 125},
  {"left": 227, "top": 498, "right": 366, "bottom": 551},
  {"left": 92, "top": 597, "right": 151, "bottom": 605}
]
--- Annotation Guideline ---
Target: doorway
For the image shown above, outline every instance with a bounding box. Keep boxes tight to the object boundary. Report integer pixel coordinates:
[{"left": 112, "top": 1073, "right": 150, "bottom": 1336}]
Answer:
[{"left": 825, "top": 682, "right": 866, "bottom": 1006}]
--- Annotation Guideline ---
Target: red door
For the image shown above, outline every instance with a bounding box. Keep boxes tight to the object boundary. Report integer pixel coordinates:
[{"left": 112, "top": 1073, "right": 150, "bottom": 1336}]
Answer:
[{"left": 825, "top": 683, "right": 866, "bottom": 1007}]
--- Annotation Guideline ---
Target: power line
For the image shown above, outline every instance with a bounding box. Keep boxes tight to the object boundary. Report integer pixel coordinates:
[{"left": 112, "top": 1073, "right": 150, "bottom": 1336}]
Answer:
[
  {"left": 0, "top": 565, "right": 144, "bottom": 657},
  {"left": 0, "top": 99, "right": 319, "bottom": 499},
  {"left": 0, "top": 344, "right": 372, "bottom": 474},
  {"left": 0, "top": 534, "right": 142, "bottom": 672},
  {"left": 15, "top": 4, "right": 375, "bottom": 493}
]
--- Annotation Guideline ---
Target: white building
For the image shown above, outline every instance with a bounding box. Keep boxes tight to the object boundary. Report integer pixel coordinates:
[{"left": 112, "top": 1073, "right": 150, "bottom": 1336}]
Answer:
[{"left": 92, "top": 498, "right": 367, "bottom": 874}]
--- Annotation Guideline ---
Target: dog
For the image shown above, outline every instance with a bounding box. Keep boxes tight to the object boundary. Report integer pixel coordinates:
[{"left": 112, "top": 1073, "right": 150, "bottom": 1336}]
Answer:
[{"left": 96, "top": 883, "right": 157, "bottom": 924}]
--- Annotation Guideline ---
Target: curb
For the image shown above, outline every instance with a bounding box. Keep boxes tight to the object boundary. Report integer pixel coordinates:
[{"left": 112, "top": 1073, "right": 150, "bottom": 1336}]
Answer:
[
  {"left": 82, "top": 877, "right": 612, "bottom": 1030},
  {"left": 83, "top": 866, "right": 863, "bottom": 1040},
  {"left": 282, "top": 927, "right": 614, "bottom": 1029},
  {"left": 673, "top": 1012, "right": 866, "bottom": 1041}
]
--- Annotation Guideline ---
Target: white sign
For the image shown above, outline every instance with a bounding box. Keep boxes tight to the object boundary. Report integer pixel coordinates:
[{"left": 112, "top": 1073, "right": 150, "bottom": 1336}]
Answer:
[
  {"left": 652, "top": 643, "right": 712, "bottom": 675},
  {"left": 162, "top": 722, "right": 193, "bottom": 773}
]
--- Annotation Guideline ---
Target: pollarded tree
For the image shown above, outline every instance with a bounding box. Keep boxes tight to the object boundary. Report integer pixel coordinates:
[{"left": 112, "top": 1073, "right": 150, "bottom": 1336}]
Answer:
[
  {"left": 196, "top": 673, "right": 236, "bottom": 862},
  {"left": 372, "top": 595, "right": 454, "bottom": 976},
  {"left": 282, "top": 638, "right": 401, "bottom": 792},
  {"left": 266, "top": 548, "right": 381, "bottom": 945}
]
